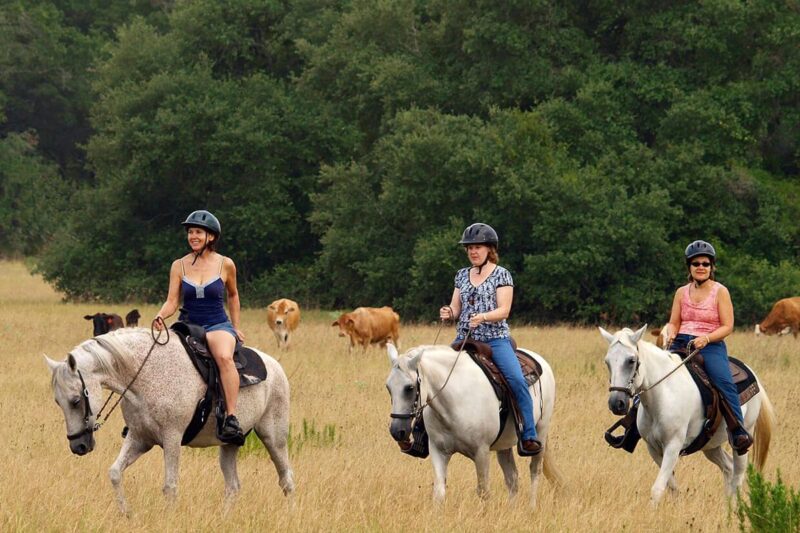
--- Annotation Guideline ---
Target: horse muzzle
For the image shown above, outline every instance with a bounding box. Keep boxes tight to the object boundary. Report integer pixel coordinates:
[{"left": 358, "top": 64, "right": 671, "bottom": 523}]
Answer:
[
  {"left": 608, "top": 391, "right": 630, "bottom": 416},
  {"left": 389, "top": 418, "right": 412, "bottom": 443},
  {"left": 69, "top": 434, "right": 95, "bottom": 456}
]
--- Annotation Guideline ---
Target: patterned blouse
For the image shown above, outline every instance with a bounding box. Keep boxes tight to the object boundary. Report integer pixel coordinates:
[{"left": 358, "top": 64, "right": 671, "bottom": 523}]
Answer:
[{"left": 454, "top": 265, "right": 513, "bottom": 341}]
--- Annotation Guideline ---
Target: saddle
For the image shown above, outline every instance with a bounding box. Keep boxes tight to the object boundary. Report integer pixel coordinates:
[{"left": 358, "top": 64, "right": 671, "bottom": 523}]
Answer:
[
  {"left": 452, "top": 338, "right": 542, "bottom": 449},
  {"left": 170, "top": 321, "right": 267, "bottom": 445},
  {"left": 605, "top": 351, "right": 759, "bottom": 456}
]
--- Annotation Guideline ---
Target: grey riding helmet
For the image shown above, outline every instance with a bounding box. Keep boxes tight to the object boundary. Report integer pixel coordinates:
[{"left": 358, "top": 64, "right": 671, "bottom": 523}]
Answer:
[
  {"left": 685, "top": 240, "right": 716, "bottom": 262},
  {"left": 181, "top": 210, "right": 221, "bottom": 236},
  {"left": 459, "top": 223, "right": 499, "bottom": 246}
]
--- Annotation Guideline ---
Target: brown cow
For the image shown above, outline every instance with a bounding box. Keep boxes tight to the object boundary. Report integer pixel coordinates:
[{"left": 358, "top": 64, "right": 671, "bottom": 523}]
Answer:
[
  {"left": 755, "top": 297, "right": 800, "bottom": 338},
  {"left": 125, "top": 309, "right": 141, "bottom": 327},
  {"left": 84, "top": 313, "right": 124, "bottom": 336},
  {"left": 332, "top": 306, "right": 400, "bottom": 352},
  {"left": 267, "top": 298, "right": 301, "bottom": 350}
]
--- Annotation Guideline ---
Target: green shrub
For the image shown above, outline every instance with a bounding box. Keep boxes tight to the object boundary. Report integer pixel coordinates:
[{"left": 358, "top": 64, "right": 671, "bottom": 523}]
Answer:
[{"left": 738, "top": 465, "right": 800, "bottom": 532}]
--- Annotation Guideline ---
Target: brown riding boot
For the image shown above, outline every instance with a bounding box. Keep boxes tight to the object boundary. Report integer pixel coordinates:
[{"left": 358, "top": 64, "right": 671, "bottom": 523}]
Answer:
[
  {"left": 519, "top": 439, "right": 542, "bottom": 456},
  {"left": 719, "top": 399, "right": 752, "bottom": 455}
]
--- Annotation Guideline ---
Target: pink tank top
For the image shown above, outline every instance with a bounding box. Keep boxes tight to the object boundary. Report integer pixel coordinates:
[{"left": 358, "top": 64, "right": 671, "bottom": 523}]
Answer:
[{"left": 679, "top": 282, "right": 722, "bottom": 336}]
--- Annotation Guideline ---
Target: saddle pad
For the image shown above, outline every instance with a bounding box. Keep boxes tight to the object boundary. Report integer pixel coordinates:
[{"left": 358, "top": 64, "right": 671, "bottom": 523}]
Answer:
[
  {"left": 452, "top": 340, "right": 542, "bottom": 400},
  {"left": 687, "top": 356, "right": 759, "bottom": 406}
]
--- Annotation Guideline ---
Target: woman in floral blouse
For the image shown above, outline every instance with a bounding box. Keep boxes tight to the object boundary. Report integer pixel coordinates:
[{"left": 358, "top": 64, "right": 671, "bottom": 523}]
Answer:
[{"left": 439, "top": 223, "right": 541, "bottom": 456}]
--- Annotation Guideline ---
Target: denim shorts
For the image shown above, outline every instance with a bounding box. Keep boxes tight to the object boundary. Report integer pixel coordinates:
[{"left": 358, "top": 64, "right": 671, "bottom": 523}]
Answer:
[{"left": 205, "top": 320, "right": 238, "bottom": 341}]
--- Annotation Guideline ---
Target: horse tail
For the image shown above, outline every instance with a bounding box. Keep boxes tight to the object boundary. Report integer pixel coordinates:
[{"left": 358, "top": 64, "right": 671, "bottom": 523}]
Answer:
[
  {"left": 542, "top": 445, "right": 565, "bottom": 489},
  {"left": 752, "top": 389, "right": 776, "bottom": 472}
]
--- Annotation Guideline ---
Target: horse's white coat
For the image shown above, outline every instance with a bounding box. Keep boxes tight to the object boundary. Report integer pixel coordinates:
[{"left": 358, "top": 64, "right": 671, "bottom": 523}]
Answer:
[
  {"left": 46, "top": 328, "right": 294, "bottom": 513},
  {"left": 600, "top": 326, "right": 775, "bottom": 505},
  {"left": 386, "top": 344, "right": 562, "bottom": 505}
]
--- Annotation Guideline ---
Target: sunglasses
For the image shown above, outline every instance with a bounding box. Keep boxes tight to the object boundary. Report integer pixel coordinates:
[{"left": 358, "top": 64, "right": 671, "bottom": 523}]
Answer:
[{"left": 691, "top": 261, "right": 712, "bottom": 267}]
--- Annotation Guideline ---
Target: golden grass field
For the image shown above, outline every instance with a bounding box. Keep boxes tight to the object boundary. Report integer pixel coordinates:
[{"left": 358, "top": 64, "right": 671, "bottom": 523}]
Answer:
[{"left": 1, "top": 260, "right": 798, "bottom": 531}]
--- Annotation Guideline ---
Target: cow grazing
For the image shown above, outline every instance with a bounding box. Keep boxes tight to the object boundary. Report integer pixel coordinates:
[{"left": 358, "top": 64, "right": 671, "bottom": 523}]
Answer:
[
  {"left": 267, "top": 298, "right": 301, "bottom": 350},
  {"left": 84, "top": 313, "right": 124, "bottom": 336},
  {"left": 755, "top": 297, "right": 800, "bottom": 338},
  {"left": 125, "top": 309, "right": 141, "bottom": 327},
  {"left": 332, "top": 306, "right": 400, "bottom": 352}
]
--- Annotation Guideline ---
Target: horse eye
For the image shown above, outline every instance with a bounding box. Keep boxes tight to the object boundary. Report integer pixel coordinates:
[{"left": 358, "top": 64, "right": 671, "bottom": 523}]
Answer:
[
  {"left": 403, "top": 384, "right": 414, "bottom": 394},
  {"left": 71, "top": 397, "right": 81, "bottom": 407},
  {"left": 626, "top": 358, "right": 636, "bottom": 366}
]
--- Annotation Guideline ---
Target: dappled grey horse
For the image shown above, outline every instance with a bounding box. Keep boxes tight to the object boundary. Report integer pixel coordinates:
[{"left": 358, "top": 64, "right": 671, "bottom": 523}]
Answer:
[
  {"left": 386, "top": 343, "right": 563, "bottom": 505},
  {"left": 46, "top": 327, "right": 294, "bottom": 513}
]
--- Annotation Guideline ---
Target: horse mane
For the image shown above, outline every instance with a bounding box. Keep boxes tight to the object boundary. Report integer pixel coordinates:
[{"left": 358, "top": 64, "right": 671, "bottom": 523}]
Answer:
[{"left": 72, "top": 328, "right": 150, "bottom": 379}]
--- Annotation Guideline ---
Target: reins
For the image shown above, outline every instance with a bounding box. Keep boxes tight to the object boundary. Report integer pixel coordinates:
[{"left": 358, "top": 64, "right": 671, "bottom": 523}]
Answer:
[
  {"left": 610, "top": 343, "right": 701, "bottom": 400},
  {"left": 412, "top": 325, "right": 472, "bottom": 418},
  {"left": 69, "top": 318, "right": 169, "bottom": 441}
]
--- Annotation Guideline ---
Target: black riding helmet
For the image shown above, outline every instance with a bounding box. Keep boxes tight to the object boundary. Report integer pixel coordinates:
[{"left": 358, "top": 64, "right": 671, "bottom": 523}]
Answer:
[
  {"left": 459, "top": 223, "right": 499, "bottom": 247},
  {"left": 182, "top": 210, "right": 221, "bottom": 264},
  {"left": 685, "top": 240, "right": 715, "bottom": 262},
  {"left": 182, "top": 210, "right": 221, "bottom": 236}
]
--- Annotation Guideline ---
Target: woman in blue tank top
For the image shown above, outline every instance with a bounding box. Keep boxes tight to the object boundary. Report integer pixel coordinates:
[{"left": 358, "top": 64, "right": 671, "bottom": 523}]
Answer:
[{"left": 154, "top": 210, "right": 245, "bottom": 445}]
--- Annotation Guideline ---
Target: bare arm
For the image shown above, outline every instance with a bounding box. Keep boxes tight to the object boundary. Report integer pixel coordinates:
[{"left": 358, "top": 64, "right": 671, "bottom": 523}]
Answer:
[
  {"left": 155, "top": 260, "right": 183, "bottom": 329},
  {"left": 708, "top": 285, "right": 734, "bottom": 343},
  {"left": 439, "top": 288, "right": 461, "bottom": 321},
  {"left": 224, "top": 257, "right": 244, "bottom": 341},
  {"left": 470, "top": 285, "right": 513, "bottom": 328}
]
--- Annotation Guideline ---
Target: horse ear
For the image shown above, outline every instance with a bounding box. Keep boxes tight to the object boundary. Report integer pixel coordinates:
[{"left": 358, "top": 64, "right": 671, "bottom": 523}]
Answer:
[
  {"left": 67, "top": 354, "right": 77, "bottom": 372},
  {"left": 84, "top": 315, "right": 93, "bottom": 320},
  {"left": 387, "top": 342, "right": 398, "bottom": 365},
  {"left": 630, "top": 324, "right": 648, "bottom": 344},
  {"left": 44, "top": 355, "right": 60, "bottom": 373},
  {"left": 406, "top": 349, "right": 423, "bottom": 371},
  {"left": 598, "top": 327, "right": 615, "bottom": 345}
]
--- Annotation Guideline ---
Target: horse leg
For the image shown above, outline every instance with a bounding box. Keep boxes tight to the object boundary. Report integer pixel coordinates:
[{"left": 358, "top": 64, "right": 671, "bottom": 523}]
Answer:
[
  {"left": 731, "top": 448, "right": 749, "bottom": 496},
  {"left": 528, "top": 446, "right": 546, "bottom": 507},
  {"left": 162, "top": 435, "right": 182, "bottom": 501},
  {"left": 702, "top": 446, "right": 734, "bottom": 495},
  {"left": 648, "top": 441, "right": 682, "bottom": 505},
  {"left": 219, "top": 444, "right": 241, "bottom": 506},
  {"left": 255, "top": 417, "right": 295, "bottom": 498},
  {"left": 496, "top": 448, "right": 518, "bottom": 501},
  {"left": 473, "top": 446, "right": 492, "bottom": 500},
  {"left": 108, "top": 435, "right": 152, "bottom": 514},
  {"left": 430, "top": 445, "right": 452, "bottom": 504}
]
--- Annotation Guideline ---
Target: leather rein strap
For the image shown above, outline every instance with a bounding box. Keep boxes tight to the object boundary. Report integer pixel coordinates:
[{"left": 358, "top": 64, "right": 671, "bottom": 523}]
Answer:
[{"left": 608, "top": 345, "right": 701, "bottom": 399}]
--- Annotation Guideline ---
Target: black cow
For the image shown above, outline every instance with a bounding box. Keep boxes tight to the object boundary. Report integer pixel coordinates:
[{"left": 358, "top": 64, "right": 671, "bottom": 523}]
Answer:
[
  {"left": 84, "top": 313, "right": 124, "bottom": 336},
  {"left": 125, "top": 309, "right": 141, "bottom": 327}
]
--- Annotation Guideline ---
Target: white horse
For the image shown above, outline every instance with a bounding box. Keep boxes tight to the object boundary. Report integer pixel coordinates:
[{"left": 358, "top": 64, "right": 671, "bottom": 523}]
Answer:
[
  {"left": 600, "top": 326, "right": 775, "bottom": 505},
  {"left": 45, "top": 327, "right": 294, "bottom": 513},
  {"left": 386, "top": 343, "right": 563, "bottom": 505}
]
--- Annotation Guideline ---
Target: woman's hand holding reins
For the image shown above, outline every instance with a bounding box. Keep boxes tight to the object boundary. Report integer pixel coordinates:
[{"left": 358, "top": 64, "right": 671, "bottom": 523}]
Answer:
[
  {"left": 439, "top": 306, "right": 454, "bottom": 321},
  {"left": 468, "top": 313, "right": 487, "bottom": 329},
  {"left": 153, "top": 316, "right": 166, "bottom": 331}
]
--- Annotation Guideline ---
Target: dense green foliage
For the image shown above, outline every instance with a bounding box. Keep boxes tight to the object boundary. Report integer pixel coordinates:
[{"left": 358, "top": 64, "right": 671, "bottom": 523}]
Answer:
[
  {"left": 2, "top": 0, "right": 799, "bottom": 324},
  {"left": 738, "top": 465, "right": 800, "bottom": 532}
]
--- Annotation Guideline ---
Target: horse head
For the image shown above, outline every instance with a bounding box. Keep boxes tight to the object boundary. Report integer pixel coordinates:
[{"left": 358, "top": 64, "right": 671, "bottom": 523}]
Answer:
[
  {"left": 385, "top": 343, "right": 423, "bottom": 444},
  {"left": 44, "top": 353, "right": 98, "bottom": 456},
  {"left": 599, "top": 325, "right": 647, "bottom": 415}
]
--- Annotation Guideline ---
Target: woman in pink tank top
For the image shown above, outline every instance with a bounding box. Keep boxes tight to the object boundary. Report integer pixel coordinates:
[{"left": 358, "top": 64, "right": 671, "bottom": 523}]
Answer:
[{"left": 663, "top": 240, "right": 752, "bottom": 455}]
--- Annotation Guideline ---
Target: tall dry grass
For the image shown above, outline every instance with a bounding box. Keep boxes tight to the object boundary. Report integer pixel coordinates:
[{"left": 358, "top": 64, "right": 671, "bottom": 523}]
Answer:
[{"left": 1, "top": 260, "right": 798, "bottom": 531}]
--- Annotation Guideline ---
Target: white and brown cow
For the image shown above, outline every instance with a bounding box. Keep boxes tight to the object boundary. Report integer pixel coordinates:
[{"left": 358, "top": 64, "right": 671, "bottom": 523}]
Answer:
[
  {"left": 755, "top": 297, "right": 800, "bottom": 338},
  {"left": 267, "top": 298, "right": 301, "bottom": 350}
]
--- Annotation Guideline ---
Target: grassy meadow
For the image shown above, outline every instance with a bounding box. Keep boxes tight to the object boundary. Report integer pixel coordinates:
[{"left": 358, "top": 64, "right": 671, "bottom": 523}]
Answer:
[{"left": 1, "top": 260, "right": 798, "bottom": 532}]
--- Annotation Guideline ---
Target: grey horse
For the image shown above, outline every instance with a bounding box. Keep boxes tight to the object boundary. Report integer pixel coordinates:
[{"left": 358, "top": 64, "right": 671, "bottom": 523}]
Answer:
[{"left": 45, "top": 327, "right": 294, "bottom": 513}]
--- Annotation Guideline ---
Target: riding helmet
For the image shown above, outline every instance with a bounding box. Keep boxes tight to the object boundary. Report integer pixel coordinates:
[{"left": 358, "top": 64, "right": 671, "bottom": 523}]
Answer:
[
  {"left": 182, "top": 210, "right": 221, "bottom": 236},
  {"left": 684, "top": 240, "right": 716, "bottom": 261},
  {"left": 459, "top": 223, "right": 499, "bottom": 246}
]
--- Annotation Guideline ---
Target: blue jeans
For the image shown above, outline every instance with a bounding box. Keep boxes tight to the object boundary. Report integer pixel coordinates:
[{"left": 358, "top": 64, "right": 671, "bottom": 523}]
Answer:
[
  {"left": 458, "top": 337, "right": 537, "bottom": 440},
  {"left": 669, "top": 333, "right": 745, "bottom": 428}
]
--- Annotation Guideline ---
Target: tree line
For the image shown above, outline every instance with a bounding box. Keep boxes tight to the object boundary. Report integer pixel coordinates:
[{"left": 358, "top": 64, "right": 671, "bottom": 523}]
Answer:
[{"left": 1, "top": 0, "right": 799, "bottom": 325}]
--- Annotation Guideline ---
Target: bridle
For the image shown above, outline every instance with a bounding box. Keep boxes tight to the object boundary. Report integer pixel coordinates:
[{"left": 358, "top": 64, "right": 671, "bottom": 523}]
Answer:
[
  {"left": 607, "top": 341, "right": 700, "bottom": 400},
  {"left": 64, "top": 319, "right": 169, "bottom": 442},
  {"left": 389, "top": 372, "right": 422, "bottom": 424}
]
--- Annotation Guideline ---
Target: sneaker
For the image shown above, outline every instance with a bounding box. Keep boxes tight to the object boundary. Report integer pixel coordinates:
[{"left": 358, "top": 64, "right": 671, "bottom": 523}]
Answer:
[
  {"left": 218, "top": 414, "right": 245, "bottom": 446},
  {"left": 519, "top": 439, "right": 543, "bottom": 456},
  {"left": 732, "top": 431, "right": 753, "bottom": 456}
]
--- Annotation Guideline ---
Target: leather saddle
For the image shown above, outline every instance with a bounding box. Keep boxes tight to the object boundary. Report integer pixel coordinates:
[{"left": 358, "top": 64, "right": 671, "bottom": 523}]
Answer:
[
  {"left": 605, "top": 351, "right": 759, "bottom": 456},
  {"left": 451, "top": 338, "right": 542, "bottom": 445},
  {"left": 170, "top": 321, "right": 268, "bottom": 445}
]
